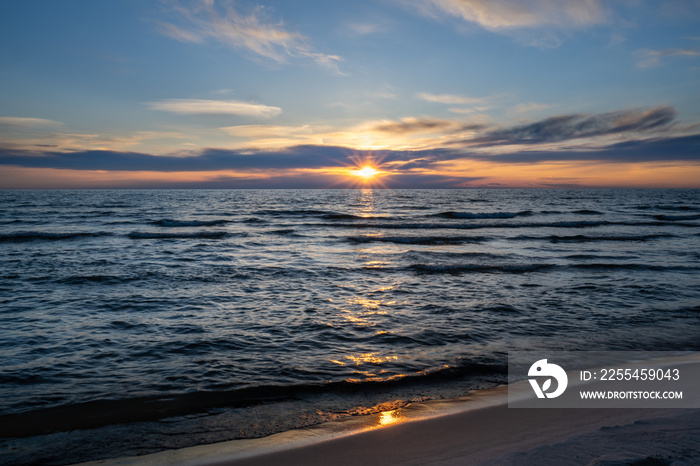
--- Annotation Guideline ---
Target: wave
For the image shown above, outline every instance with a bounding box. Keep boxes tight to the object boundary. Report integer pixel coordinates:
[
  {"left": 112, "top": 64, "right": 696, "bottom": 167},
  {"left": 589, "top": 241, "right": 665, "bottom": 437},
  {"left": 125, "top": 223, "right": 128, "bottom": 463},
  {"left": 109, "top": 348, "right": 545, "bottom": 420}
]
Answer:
[
  {"left": 636, "top": 205, "right": 700, "bottom": 212},
  {"left": 570, "top": 263, "right": 698, "bottom": 272},
  {"left": 0, "top": 358, "right": 504, "bottom": 438},
  {"left": 396, "top": 205, "right": 433, "bottom": 210},
  {"left": 372, "top": 261, "right": 697, "bottom": 275},
  {"left": 322, "top": 213, "right": 366, "bottom": 220},
  {"left": 56, "top": 275, "right": 133, "bottom": 285},
  {"left": 514, "top": 234, "right": 676, "bottom": 243},
  {"left": 253, "top": 209, "right": 332, "bottom": 217},
  {"left": 153, "top": 219, "right": 230, "bottom": 227},
  {"left": 94, "top": 203, "right": 132, "bottom": 209},
  {"left": 670, "top": 305, "right": 700, "bottom": 317},
  {"left": 322, "top": 213, "right": 395, "bottom": 221},
  {"left": 265, "top": 229, "right": 299, "bottom": 236},
  {"left": 128, "top": 231, "right": 229, "bottom": 239},
  {"left": 251, "top": 209, "right": 388, "bottom": 221},
  {"left": 538, "top": 210, "right": 603, "bottom": 215},
  {"left": 431, "top": 210, "right": 532, "bottom": 219},
  {"left": 313, "top": 220, "right": 611, "bottom": 230},
  {"left": 653, "top": 214, "right": 700, "bottom": 221},
  {"left": 84, "top": 210, "right": 119, "bottom": 216},
  {"left": 314, "top": 219, "right": 700, "bottom": 230},
  {"left": 348, "top": 235, "right": 489, "bottom": 245},
  {"left": 564, "top": 254, "right": 638, "bottom": 260},
  {"left": 402, "top": 251, "right": 505, "bottom": 261},
  {"left": 0, "top": 231, "right": 111, "bottom": 242},
  {"left": 572, "top": 209, "right": 604, "bottom": 215},
  {"left": 405, "top": 263, "right": 556, "bottom": 274}
]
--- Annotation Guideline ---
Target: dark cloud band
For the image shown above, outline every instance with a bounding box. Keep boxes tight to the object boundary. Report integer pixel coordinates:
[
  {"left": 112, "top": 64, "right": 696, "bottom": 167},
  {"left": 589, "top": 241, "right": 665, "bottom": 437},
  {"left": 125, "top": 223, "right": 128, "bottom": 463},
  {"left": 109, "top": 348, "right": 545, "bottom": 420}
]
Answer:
[{"left": 471, "top": 106, "right": 676, "bottom": 146}]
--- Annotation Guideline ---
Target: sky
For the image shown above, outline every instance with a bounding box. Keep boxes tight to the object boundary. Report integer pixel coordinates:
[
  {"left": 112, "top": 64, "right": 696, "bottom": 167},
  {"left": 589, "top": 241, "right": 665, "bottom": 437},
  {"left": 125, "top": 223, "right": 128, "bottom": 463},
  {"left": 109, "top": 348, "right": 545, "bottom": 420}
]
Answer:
[{"left": 1, "top": 0, "right": 699, "bottom": 188}]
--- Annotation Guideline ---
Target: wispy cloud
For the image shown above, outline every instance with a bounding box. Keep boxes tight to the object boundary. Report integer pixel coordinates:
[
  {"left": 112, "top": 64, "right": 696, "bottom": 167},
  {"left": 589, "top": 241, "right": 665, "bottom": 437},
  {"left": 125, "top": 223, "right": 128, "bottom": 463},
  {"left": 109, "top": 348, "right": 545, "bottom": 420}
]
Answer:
[
  {"left": 368, "top": 91, "right": 398, "bottom": 100},
  {"left": 469, "top": 135, "right": 700, "bottom": 164},
  {"left": 145, "top": 99, "right": 282, "bottom": 118},
  {"left": 416, "top": 92, "right": 494, "bottom": 115},
  {"left": 0, "top": 117, "right": 62, "bottom": 128},
  {"left": 217, "top": 117, "right": 487, "bottom": 151},
  {"left": 0, "top": 130, "right": 192, "bottom": 154},
  {"left": 209, "top": 106, "right": 683, "bottom": 153},
  {"left": 636, "top": 48, "right": 700, "bottom": 68},
  {"left": 158, "top": 0, "right": 342, "bottom": 70},
  {"left": 509, "top": 102, "right": 553, "bottom": 115},
  {"left": 446, "top": 108, "right": 476, "bottom": 115},
  {"left": 409, "top": 0, "right": 608, "bottom": 30},
  {"left": 220, "top": 124, "right": 313, "bottom": 138},
  {"left": 470, "top": 106, "right": 676, "bottom": 146},
  {"left": 372, "top": 117, "right": 483, "bottom": 134},
  {"left": 157, "top": 22, "right": 205, "bottom": 43},
  {"left": 345, "top": 22, "right": 384, "bottom": 36},
  {"left": 416, "top": 92, "right": 489, "bottom": 105}
]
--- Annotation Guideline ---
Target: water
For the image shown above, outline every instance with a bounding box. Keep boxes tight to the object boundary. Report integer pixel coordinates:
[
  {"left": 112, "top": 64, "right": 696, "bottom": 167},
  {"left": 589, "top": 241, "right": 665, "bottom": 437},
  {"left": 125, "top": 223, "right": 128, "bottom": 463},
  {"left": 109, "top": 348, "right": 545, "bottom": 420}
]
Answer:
[{"left": 1, "top": 189, "right": 699, "bottom": 465}]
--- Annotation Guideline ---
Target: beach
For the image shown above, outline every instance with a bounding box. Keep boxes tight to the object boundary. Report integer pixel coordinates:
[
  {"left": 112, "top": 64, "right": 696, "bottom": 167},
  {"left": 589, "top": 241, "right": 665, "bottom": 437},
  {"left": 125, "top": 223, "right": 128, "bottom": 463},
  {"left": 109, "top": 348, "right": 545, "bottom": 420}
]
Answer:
[
  {"left": 77, "top": 379, "right": 700, "bottom": 466},
  {"left": 80, "top": 353, "right": 700, "bottom": 466}
]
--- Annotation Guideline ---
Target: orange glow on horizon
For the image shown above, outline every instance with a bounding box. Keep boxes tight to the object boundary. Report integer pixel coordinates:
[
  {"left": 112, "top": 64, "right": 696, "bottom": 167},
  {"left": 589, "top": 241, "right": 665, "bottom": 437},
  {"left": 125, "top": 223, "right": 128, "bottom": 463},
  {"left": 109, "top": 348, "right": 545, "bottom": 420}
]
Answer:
[{"left": 1, "top": 160, "right": 699, "bottom": 189}]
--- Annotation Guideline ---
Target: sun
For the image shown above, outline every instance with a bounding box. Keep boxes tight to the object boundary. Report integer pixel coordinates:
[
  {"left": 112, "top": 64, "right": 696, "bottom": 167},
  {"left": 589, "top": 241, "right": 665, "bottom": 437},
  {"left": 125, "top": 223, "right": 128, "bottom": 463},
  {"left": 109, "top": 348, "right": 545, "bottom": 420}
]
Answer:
[
  {"left": 339, "top": 153, "right": 390, "bottom": 188},
  {"left": 352, "top": 166, "right": 379, "bottom": 180}
]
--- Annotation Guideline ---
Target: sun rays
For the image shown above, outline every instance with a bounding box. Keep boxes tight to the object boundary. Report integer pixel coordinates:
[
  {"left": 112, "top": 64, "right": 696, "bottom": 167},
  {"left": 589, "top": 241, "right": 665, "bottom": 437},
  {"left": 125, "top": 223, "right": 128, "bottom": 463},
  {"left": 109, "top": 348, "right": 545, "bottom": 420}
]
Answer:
[{"left": 351, "top": 166, "right": 380, "bottom": 180}]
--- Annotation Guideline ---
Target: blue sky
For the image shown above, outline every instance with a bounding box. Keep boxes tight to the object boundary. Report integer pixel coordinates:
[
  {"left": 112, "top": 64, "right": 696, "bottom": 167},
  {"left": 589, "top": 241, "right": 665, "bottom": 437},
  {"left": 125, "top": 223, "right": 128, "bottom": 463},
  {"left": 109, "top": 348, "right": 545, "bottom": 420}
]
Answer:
[{"left": 1, "top": 0, "right": 699, "bottom": 188}]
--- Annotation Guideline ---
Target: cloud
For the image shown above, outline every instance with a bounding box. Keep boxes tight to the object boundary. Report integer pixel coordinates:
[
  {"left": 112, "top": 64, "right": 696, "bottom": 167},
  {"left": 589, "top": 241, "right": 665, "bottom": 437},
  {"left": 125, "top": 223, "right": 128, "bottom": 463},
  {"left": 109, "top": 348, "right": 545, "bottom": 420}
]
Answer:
[
  {"left": 447, "top": 108, "right": 476, "bottom": 115},
  {"left": 0, "top": 130, "right": 193, "bottom": 154},
  {"left": 472, "top": 106, "right": 676, "bottom": 145},
  {"left": 2, "top": 105, "right": 696, "bottom": 183},
  {"left": 0, "top": 117, "right": 63, "bottom": 128},
  {"left": 522, "top": 31, "right": 562, "bottom": 49},
  {"left": 509, "top": 102, "right": 553, "bottom": 114},
  {"left": 410, "top": 0, "right": 608, "bottom": 30},
  {"left": 168, "top": 105, "right": 684, "bottom": 154},
  {"left": 345, "top": 22, "right": 384, "bottom": 36},
  {"left": 368, "top": 91, "right": 398, "bottom": 100},
  {"left": 145, "top": 99, "right": 282, "bottom": 117},
  {"left": 417, "top": 93, "right": 494, "bottom": 115},
  {"left": 416, "top": 92, "right": 489, "bottom": 105},
  {"left": 157, "top": 22, "right": 205, "bottom": 43},
  {"left": 3, "top": 129, "right": 699, "bottom": 178},
  {"left": 0, "top": 145, "right": 351, "bottom": 172},
  {"left": 636, "top": 48, "right": 700, "bottom": 68},
  {"left": 371, "top": 117, "right": 483, "bottom": 134},
  {"left": 0, "top": 146, "right": 441, "bottom": 180},
  {"left": 158, "top": 0, "right": 342, "bottom": 69},
  {"left": 220, "top": 124, "right": 313, "bottom": 138},
  {"left": 216, "top": 119, "right": 486, "bottom": 151},
  {"left": 477, "top": 134, "right": 700, "bottom": 164}
]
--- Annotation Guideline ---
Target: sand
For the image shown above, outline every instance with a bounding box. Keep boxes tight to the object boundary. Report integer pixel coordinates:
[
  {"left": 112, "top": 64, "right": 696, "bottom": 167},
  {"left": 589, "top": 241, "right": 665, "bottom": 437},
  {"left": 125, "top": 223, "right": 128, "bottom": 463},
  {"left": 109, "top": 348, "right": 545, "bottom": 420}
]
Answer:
[{"left": 76, "top": 371, "right": 700, "bottom": 466}]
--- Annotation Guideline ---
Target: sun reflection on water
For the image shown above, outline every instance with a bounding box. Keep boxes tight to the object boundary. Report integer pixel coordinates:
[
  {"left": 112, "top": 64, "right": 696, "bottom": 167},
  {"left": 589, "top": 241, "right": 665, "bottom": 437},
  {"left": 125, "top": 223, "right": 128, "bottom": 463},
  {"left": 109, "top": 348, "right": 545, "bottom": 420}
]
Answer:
[
  {"left": 378, "top": 409, "right": 405, "bottom": 426},
  {"left": 339, "top": 296, "right": 395, "bottom": 327},
  {"left": 330, "top": 352, "right": 398, "bottom": 366}
]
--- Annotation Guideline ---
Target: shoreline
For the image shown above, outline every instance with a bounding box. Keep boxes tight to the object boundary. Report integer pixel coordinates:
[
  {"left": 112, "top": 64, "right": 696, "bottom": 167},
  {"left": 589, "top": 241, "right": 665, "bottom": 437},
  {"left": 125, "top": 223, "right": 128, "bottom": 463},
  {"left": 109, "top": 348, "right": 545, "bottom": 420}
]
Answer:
[{"left": 76, "top": 355, "right": 700, "bottom": 465}]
